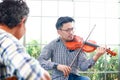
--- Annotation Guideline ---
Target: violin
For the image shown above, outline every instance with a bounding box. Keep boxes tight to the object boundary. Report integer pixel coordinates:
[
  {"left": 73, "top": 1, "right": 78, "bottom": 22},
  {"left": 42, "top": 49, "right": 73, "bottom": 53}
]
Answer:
[
  {"left": 65, "top": 35, "right": 117, "bottom": 56},
  {"left": 5, "top": 76, "right": 17, "bottom": 80}
]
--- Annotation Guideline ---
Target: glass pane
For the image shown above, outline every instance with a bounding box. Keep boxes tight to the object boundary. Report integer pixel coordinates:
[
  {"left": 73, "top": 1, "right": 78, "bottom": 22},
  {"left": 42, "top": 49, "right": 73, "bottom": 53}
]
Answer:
[
  {"left": 106, "top": 0, "right": 120, "bottom": 2},
  {"left": 75, "top": 0, "right": 119, "bottom": 2},
  {"left": 106, "top": 73, "right": 119, "bottom": 80},
  {"left": 27, "top": 1, "right": 41, "bottom": 16},
  {"left": 87, "top": 19, "right": 106, "bottom": 44},
  {"left": 42, "top": 1, "right": 58, "bottom": 16},
  {"left": 78, "top": 73, "right": 106, "bottom": 80},
  {"left": 74, "top": 2, "right": 90, "bottom": 17},
  {"left": 90, "top": 2, "right": 105, "bottom": 18},
  {"left": 58, "top": 1, "right": 73, "bottom": 16},
  {"left": 74, "top": 18, "right": 90, "bottom": 38},
  {"left": 106, "top": 55, "right": 119, "bottom": 71},
  {"left": 25, "top": 17, "right": 41, "bottom": 43},
  {"left": 74, "top": 0, "right": 90, "bottom": 1},
  {"left": 106, "top": 19, "right": 120, "bottom": 44},
  {"left": 106, "top": 3, "right": 120, "bottom": 18},
  {"left": 41, "top": 17, "right": 58, "bottom": 44},
  {"left": 26, "top": 44, "right": 41, "bottom": 59}
]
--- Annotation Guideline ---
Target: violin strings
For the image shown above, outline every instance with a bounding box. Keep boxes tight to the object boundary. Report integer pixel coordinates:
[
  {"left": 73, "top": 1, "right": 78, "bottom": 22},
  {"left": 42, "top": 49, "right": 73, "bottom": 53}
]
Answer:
[{"left": 69, "top": 24, "right": 96, "bottom": 67}]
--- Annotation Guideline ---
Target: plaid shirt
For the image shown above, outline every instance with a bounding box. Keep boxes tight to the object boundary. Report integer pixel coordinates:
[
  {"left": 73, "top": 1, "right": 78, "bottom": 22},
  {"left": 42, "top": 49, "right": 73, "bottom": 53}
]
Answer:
[
  {"left": 0, "top": 29, "right": 44, "bottom": 80},
  {"left": 38, "top": 37, "right": 95, "bottom": 80}
]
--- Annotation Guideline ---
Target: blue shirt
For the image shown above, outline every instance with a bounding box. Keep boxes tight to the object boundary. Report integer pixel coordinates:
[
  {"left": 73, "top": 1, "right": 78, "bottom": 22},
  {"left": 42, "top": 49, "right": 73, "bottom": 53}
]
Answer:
[
  {"left": 0, "top": 29, "right": 45, "bottom": 80},
  {"left": 38, "top": 37, "right": 95, "bottom": 80}
]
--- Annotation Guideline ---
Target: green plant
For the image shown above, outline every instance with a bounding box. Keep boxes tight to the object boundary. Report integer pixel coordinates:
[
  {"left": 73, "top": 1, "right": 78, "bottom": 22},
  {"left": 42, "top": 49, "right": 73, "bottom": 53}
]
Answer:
[
  {"left": 26, "top": 40, "right": 41, "bottom": 59},
  {"left": 80, "top": 48, "right": 119, "bottom": 80}
]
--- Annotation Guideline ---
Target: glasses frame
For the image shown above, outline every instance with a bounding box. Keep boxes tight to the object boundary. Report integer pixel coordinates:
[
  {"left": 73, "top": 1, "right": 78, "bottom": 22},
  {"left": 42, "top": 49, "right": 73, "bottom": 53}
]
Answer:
[{"left": 60, "top": 27, "right": 74, "bottom": 33}]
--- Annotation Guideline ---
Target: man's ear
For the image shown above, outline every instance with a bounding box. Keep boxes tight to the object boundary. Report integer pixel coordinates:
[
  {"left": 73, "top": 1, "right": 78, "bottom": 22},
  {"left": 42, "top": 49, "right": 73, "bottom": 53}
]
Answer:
[
  {"left": 21, "top": 17, "right": 27, "bottom": 24},
  {"left": 57, "top": 30, "right": 60, "bottom": 34},
  {"left": 18, "top": 17, "right": 27, "bottom": 27}
]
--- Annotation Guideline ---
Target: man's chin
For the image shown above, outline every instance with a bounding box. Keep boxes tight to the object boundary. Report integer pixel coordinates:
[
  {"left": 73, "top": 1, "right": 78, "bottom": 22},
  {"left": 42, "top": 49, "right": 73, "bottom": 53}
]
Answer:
[{"left": 66, "top": 39, "right": 74, "bottom": 42}]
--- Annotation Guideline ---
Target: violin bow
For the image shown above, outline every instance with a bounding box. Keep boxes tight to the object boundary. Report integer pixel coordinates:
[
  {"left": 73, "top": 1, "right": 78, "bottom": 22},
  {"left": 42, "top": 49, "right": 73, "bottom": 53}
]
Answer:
[{"left": 69, "top": 24, "right": 96, "bottom": 67}]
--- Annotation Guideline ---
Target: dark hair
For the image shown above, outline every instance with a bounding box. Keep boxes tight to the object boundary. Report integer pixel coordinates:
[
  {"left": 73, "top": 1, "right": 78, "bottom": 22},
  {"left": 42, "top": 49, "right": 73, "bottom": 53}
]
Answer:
[
  {"left": 0, "top": 0, "right": 29, "bottom": 29},
  {"left": 55, "top": 16, "right": 75, "bottom": 30}
]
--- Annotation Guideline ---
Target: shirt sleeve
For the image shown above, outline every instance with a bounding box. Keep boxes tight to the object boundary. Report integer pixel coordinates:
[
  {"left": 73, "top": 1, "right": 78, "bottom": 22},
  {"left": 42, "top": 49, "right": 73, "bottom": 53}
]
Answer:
[
  {"left": 78, "top": 51, "right": 95, "bottom": 71},
  {"left": 2, "top": 39, "right": 45, "bottom": 80},
  {"left": 38, "top": 44, "right": 57, "bottom": 70}
]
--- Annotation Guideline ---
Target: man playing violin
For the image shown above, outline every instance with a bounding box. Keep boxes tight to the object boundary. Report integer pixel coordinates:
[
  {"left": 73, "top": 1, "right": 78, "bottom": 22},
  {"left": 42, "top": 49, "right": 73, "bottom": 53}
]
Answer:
[
  {"left": 0, "top": 0, "right": 51, "bottom": 80},
  {"left": 38, "top": 16, "right": 106, "bottom": 80}
]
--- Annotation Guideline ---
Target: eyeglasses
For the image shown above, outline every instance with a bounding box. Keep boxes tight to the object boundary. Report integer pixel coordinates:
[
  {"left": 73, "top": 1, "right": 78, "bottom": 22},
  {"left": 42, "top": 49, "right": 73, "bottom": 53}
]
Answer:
[{"left": 60, "top": 28, "right": 74, "bottom": 32}]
